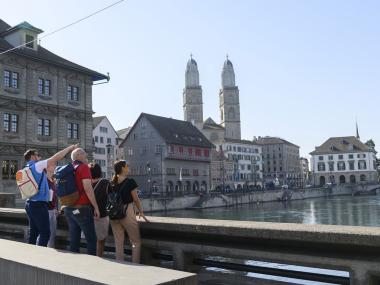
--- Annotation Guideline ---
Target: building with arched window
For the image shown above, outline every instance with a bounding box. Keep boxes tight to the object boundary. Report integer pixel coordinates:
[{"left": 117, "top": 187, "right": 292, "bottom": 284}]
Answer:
[{"left": 310, "top": 136, "right": 378, "bottom": 186}]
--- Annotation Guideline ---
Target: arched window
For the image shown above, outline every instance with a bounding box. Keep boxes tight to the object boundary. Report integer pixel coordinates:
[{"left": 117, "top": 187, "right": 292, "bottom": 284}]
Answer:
[
  {"left": 360, "top": 174, "right": 366, "bottom": 182},
  {"left": 339, "top": 175, "right": 346, "bottom": 184},
  {"left": 319, "top": 176, "right": 326, "bottom": 186}
]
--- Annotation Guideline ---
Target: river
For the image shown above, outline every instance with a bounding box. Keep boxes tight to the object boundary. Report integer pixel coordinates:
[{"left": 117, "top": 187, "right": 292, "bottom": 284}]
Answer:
[{"left": 151, "top": 195, "right": 380, "bottom": 227}]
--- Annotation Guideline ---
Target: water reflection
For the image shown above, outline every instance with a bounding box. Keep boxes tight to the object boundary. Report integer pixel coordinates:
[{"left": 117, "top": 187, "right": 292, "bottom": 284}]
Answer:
[{"left": 152, "top": 195, "right": 380, "bottom": 227}]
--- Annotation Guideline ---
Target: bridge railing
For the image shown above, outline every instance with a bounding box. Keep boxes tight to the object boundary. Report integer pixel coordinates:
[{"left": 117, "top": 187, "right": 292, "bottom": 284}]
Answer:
[{"left": 1, "top": 208, "right": 380, "bottom": 284}]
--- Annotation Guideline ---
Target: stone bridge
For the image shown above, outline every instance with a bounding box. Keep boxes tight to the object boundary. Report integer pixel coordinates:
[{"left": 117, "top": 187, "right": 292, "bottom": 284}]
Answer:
[
  {"left": 352, "top": 184, "right": 380, "bottom": 196},
  {"left": 1, "top": 208, "right": 380, "bottom": 284}
]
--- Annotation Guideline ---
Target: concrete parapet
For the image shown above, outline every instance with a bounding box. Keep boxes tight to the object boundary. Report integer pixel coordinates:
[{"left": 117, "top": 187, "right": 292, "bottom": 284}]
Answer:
[
  {"left": 0, "top": 193, "right": 15, "bottom": 208},
  {"left": 0, "top": 238, "right": 197, "bottom": 285}
]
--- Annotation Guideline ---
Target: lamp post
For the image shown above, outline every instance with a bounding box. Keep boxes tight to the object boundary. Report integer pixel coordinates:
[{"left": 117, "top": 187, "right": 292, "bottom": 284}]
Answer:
[{"left": 106, "top": 144, "right": 114, "bottom": 179}]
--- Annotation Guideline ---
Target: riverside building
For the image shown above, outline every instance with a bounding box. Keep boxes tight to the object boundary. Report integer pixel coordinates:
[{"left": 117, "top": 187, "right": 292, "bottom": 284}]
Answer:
[
  {"left": 120, "top": 113, "right": 214, "bottom": 196},
  {"left": 0, "top": 19, "right": 108, "bottom": 193},
  {"left": 310, "top": 136, "right": 378, "bottom": 186}
]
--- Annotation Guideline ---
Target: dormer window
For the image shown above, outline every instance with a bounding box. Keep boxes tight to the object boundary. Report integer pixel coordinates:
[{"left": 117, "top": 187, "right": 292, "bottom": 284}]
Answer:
[{"left": 25, "top": 34, "right": 34, "bottom": 49}]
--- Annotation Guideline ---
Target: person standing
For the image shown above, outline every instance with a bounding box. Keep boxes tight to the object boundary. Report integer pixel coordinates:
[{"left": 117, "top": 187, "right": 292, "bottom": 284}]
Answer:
[
  {"left": 64, "top": 148, "right": 100, "bottom": 255},
  {"left": 89, "top": 163, "right": 111, "bottom": 257},
  {"left": 47, "top": 165, "right": 58, "bottom": 248},
  {"left": 24, "top": 145, "right": 77, "bottom": 247},
  {"left": 110, "top": 160, "right": 148, "bottom": 263}
]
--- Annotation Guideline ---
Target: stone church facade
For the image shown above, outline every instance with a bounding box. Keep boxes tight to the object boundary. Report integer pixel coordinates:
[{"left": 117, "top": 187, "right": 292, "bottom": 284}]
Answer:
[{"left": 0, "top": 19, "right": 108, "bottom": 193}]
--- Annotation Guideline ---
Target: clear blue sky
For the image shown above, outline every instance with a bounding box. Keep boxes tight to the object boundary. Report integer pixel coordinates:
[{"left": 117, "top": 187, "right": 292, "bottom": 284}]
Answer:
[{"left": 4, "top": 0, "right": 380, "bottom": 157}]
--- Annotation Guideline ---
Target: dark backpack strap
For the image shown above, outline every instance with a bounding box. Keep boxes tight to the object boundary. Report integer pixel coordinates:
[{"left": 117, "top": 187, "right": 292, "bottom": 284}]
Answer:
[{"left": 38, "top": 170, "right": 46, "bottom": 189}]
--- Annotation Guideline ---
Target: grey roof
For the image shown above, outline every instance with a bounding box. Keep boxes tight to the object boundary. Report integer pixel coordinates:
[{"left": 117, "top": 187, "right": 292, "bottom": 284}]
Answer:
[
  {"left": 255, "top": 136, "right": 299, "bottom": 148},
  {"left": 93, "top": 116, "right": 106, "bottom": 129},
  {"left": 121, "top": 113, "right": 214, "bottom": 148},
  {"left": 310, "top": 136, "right": 371, "bottom": 155},
  {"left": 203, "top": 117, "right": 224, "bottom": 130},
  {"left": 117, "top": 127, "right": 131, "bottom": 139},
  {"left": 0, "top": 19, "right": 108, "bottom": 82},
  {"left": 224, "top": 138, "right": 258, "bottom": 145},
  {"left": 0, "top": 21, "right": 43, "bottom": 36}
]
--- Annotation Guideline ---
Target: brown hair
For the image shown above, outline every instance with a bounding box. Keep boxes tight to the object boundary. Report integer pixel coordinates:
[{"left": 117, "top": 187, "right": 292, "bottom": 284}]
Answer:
[
  {"left": 24, "top": 149, "right": 38, "bottom": 161},
  {"left": 112, "top": 160, "right": 127, "bottom": 185}
]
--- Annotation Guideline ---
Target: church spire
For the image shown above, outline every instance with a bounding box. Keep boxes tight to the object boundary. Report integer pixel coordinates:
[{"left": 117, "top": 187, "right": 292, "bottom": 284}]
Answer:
[
  {"left": 185, "top": 54, "right": 199, "bottom": 87},
  {"left": 356, "top": 119, "right": 360, "bottom": 140},
  {"left": 221, "top": 55, "right": 235, "bottom": 88}
]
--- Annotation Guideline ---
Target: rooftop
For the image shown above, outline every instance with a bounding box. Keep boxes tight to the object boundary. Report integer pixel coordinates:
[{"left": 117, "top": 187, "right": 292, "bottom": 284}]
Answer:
[
  {"left": 0, "top": 19, "right": 108, "bottom": 82},
  {"left": 310, "top": 136, "right": 371, "bottom": 155}
]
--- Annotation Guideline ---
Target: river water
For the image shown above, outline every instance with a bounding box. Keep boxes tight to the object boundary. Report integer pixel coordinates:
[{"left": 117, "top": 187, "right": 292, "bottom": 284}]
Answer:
[
  {"left": 152, "top": 195, "right": 380, "bottom": 284},
  {"left": 151, "top": 195, "right": 380, "bottom": 227}
]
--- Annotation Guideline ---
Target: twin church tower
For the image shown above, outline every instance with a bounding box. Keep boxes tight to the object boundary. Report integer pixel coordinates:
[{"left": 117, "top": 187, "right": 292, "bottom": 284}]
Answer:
[{"left": 183, "top": 56, "right": 241, "bottom": 144}]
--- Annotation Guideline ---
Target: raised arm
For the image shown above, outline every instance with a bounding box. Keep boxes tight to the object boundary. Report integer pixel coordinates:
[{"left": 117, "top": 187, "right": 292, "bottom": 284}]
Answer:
[{"left": 47, "top": 144, "right": 78, "bottom": 169}]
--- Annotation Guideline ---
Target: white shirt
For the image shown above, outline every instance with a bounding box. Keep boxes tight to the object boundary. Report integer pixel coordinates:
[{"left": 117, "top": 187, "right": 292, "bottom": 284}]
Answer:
[{"left": 34, "top": 159, "right": 48, "bottom": 174}]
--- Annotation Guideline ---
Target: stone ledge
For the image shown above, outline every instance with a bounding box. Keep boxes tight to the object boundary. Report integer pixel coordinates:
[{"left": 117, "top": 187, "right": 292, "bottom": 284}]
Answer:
[{"left": 0, "top": 238, "right": 197, "bottom": 285}]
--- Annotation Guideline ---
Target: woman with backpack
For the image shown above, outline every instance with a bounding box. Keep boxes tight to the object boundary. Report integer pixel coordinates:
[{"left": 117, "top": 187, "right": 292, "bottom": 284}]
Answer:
[
  {"left": 109, "top": 160, "right": 148, "bottom": 263},
  {"left": 89, "top": 163, "right": 111, "bottom": 257}
]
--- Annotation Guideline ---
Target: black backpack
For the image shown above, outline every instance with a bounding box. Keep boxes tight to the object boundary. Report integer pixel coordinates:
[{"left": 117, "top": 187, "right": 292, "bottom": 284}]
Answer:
[{"left": 106, "top": 187, "right": 126, "bottom": 220}]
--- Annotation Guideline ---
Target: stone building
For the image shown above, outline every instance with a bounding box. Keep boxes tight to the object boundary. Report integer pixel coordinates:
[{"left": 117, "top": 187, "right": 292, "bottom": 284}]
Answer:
[
  {"left": 310, "top": 136, "right": 378, "bottom": 186},
  {"left": 0, "top": 19, "right": 108, "bottom": 193},
  {"left": 222, "top": 138, "right": 263, "bottom": 189},
  {"left": 120, "top": 113, "right": 214, "bottom": 196},
  {"left": 300, "top": 157, "right": 310, "bottom": 186},
  {"left": 210, "top": 146, "right": 234, "bottom": 191},
  {"left": 92, "top": 116, "right": 119, "bottom": 178},
  {"left": 256, "top": 136, "right": 301, "bottom": 187}
]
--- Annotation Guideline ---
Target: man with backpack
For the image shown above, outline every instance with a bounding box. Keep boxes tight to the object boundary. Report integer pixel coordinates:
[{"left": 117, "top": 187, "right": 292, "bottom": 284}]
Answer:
[
  {"left": 23, "top": 145, "right": 77, "bottom": 247},
  {"left": 63, "top": 148, "right": 100, "bottom": 256}
]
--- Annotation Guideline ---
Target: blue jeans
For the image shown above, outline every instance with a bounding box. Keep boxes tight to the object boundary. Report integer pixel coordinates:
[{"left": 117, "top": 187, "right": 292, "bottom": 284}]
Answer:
[
  {"left": 25, "top": 201, "right": 50, "bottom": 247},
  {"left": 64, "top": 206, "right": 97, "bottom": 255}
]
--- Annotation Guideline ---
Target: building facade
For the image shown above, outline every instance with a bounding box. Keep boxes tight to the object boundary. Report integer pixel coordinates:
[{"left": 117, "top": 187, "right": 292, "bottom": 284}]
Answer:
[
  {"left": 0, "top": 19, "right": 108, "bottom": 193},
  {"left": 300, "top": 157, "right": 310, "bottom": 186},
  {"left": 121, "top": 113, "right": 213, "bottom": 196},
  {"left": 222, "top": 138, "right": 263, "bottom": 189},
  {"left": 256, "top": 136, "right": 301, "bottom": 188},
  {"left": 310, "top": 136, "right": 378, "bottom": 186},
  {"left": 93, "top": 116, "right": 119, "bottom": 178}
]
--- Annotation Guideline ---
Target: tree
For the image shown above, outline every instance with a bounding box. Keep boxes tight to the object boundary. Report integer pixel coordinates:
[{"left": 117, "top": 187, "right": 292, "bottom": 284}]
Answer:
[{"left": 365, "top": 139, "right": 376, "bottom": 149}]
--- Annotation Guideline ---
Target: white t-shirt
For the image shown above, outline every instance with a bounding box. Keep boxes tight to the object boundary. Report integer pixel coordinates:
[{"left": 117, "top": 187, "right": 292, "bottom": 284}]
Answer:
[{"left": 34, "top": 159, "right": 48, "bottom": 173}]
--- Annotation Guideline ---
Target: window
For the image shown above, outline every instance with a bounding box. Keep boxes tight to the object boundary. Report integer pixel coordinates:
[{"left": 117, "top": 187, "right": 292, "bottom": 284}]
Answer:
[
  {"left": 67, "top": 85, "right": 79, "bottom": 101},
  {"left": 3, "top": 113, "right": 18, "bottom": 133},
  {"left": 100, "top": 126, "right": 108, "bottom": 133},
  {"left": 348, "top": 154, "right": 354, "bottom": 159},
  {"left": 128, "top": 147, "right": 133, "bottom": 156},
  {"left": 4, "top": 70, "right": 19, "bottom": 88},
  {"left": 12, "top": 72, "right": 19, "bottom": 88},
  {"left": 4, "top": 70, "right": 10, "bottom": 87},
  {"left": 100, "top": 137, "right": 104, "bottom": 143},
  {"left": 195, "top": 148, "right": 201, "bottom": 156},
  {"left": 38, "top": 78, "right": 51, "bottom": 95},
  {"left": 204, "top": 149, "right": 209, "bottom": 157},
  {"left": 317, "top": 162, "right": 325, "bottom": 171},
  {"left": 2, "top": 160, "right": 18, "bottom": 180},
  {"left": 358, "top": 160, "right": 367, "bottom": 170},
  {"left": 328, "top": 155, "right": 334, "bottom": 160},
  {"left": 318, "top": 156, "right": 324, "bottom": 161},
  {"left": 182, "top": 169, "right": 190, "bottom": 176},
  {"left": 337, "top": 162, "right": 346, "bottom": 171},
  {"left": 338, "top": 154, "right": 344, "bottom": 160},
  {"left": 95, "top": 147, "right": 106, "bottom": 154},
  {"left": 328, "top": 162, "right": 334, "bottom": 171},
  {"left": 25, "top": 34, "right": 34, "bottom": 48},
  {"left": 154, "top": 145, "right": 161, "bottom": 154},
  {"left": 94, "top": 136, "right": 98, "bottom": 143},
  {"left": 95, "top": 159, "right": 106, "bottom": 167},
  {"left": 349, "top": 161, "right": 355, "bottom": 170},
  {"left": 178, "top": 146, "right": 183, "bottom": 154},
  {"left": 193, "top": 169, "right": 199, "bottom": 176},
  {"left": 188, "top": 147, "right": 193, "bottom": 155},
  {"left": 37, "top": 118, "right": 50, "bottom": 136},
  {"left": 166, "top": 168, "right": 176, "bottom": 175},
  {"left": 107, "top": 138, "right": 111, "bottom": 144},
  {"left": 67, "top": 123, "right": 79, "bottom": 139}
]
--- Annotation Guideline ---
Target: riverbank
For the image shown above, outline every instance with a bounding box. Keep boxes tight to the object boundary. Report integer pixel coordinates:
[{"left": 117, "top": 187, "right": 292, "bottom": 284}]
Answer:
[{"left": 141, "top": 185, "right": 356, "bottom": 213}]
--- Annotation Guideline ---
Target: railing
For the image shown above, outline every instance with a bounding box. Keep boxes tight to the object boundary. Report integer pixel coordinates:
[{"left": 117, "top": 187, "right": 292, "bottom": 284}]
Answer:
[{"left": 1, "top": 208, "right": 380, "bottom": 284}]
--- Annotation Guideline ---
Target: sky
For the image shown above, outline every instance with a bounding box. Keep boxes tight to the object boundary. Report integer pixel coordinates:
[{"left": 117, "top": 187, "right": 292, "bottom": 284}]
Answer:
[{"left": 3, "top": 0, "right": 380, "bottom": 157}]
